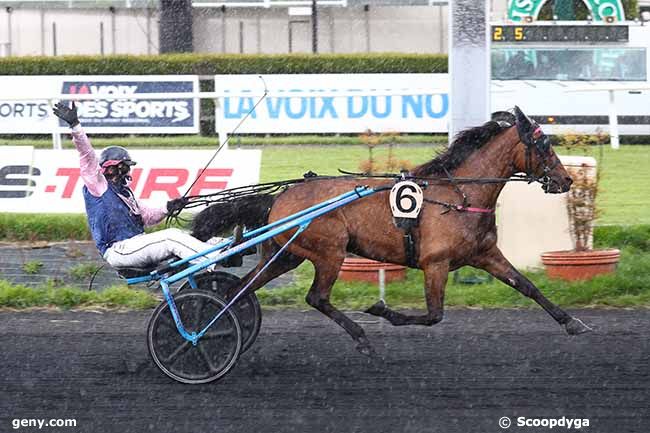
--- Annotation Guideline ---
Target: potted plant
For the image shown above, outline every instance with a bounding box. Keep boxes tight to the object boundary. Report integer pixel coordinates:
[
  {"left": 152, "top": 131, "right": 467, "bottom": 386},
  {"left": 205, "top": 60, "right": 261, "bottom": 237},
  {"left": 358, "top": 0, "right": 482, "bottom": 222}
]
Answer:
[
  {"left": 339, "top": 130, "right": 410, "bottom": 283},
  {"left": 541, "top": 132, "right": 620, "bottom": 281}
]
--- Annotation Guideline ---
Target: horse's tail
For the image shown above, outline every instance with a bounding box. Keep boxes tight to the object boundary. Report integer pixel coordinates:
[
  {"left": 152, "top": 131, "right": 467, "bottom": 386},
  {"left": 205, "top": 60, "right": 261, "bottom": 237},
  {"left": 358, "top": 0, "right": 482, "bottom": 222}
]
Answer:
[{"left": 191, "top": 194, "right": 275, "bottom": 241}]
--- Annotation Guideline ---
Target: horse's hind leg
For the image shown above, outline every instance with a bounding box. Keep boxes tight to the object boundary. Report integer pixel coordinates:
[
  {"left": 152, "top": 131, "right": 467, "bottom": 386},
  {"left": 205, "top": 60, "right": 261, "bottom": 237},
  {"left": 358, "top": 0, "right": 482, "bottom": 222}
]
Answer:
[
  {"left": 365, "top": 260, "right": 449, "bottom": 326},
  {"left": 305, "top": 256, "right": 375, "bottom": 356}
]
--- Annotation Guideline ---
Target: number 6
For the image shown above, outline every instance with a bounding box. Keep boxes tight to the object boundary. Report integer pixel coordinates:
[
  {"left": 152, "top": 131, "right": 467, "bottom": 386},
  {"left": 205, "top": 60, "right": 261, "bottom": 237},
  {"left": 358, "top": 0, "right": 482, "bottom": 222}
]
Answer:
[{"left": 389, "top": 181, "right": 423, "bottom": 219}]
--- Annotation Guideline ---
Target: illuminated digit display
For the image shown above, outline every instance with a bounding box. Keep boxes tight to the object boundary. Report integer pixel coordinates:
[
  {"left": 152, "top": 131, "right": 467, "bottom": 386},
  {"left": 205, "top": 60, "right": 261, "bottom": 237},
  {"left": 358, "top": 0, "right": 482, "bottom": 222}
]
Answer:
[{"left": 491, "top": 25, "right": 628, "bottom": 42}]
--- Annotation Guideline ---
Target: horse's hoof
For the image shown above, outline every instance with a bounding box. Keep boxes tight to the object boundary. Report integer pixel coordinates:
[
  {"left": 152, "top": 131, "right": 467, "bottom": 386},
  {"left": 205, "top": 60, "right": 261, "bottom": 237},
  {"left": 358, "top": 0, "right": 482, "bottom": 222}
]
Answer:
[
  {"left": 356, "top": 341, "right": 376, "bottom": 357},
  {"left": 365, "top": 300, "right": 387, "bottom": 316},
  {"left": 564, "top": 318, "right": 592, "bottom": 335}
]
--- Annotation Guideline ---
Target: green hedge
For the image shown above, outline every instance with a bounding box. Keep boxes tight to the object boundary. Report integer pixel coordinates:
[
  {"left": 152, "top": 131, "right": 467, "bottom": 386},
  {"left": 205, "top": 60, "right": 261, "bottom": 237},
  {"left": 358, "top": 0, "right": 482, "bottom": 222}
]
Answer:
[
  {"left": 0, "top": 53, "right": 448, "bottom": 76},
  {"left": 0, "top": 213, "right": 90, "bottom": 242}
]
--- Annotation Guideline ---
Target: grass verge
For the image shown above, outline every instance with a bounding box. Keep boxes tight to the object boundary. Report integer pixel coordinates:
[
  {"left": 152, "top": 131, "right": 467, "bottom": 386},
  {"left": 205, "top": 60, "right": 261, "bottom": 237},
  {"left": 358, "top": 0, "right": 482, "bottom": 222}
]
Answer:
[
  {"left": 0, "top": 281, "right": 157, "bottom": 309},
  {"left": 0, "top": 134, "right": 445, "bottom": 149},
  {"left": 2, "top": 246, "right": 648, "bottom": 310}
]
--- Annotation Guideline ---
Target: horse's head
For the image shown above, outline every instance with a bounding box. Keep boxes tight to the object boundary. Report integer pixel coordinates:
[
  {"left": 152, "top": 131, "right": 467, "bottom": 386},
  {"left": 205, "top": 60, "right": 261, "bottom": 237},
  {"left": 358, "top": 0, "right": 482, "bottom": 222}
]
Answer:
[{"left": 512, "top": 106, "right": 572, "bottom": 193}]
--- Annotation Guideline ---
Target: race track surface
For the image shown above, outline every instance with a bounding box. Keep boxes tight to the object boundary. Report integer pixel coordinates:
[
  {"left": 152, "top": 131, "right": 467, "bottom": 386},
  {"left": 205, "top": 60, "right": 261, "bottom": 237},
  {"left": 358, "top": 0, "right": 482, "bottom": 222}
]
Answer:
[{"left": 1, "top": 308, "right": 648, "bottom": 433}]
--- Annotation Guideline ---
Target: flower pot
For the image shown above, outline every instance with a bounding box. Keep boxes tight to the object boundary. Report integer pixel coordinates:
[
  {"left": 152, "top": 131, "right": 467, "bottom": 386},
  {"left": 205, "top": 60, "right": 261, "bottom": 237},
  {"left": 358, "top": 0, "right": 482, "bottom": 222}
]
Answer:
[
  {"left": 540, "top": 249, "right": 621, "bottom": 281},
  {"left": 338, "top": 257, "right": 406, "bottom": 283}
]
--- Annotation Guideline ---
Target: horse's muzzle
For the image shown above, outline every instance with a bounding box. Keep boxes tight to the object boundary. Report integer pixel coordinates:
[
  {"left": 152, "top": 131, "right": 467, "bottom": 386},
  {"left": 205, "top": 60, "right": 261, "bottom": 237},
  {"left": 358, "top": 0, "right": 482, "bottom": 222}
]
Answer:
[{"left": 542, "top": 176, "right": 572, "bottom": 194}]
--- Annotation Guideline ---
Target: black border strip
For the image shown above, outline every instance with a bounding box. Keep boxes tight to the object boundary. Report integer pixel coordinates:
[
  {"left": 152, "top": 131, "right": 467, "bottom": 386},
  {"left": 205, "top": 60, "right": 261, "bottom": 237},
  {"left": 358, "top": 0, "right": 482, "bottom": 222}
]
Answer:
[{"left": 531, "top": 115, "right": 650, "bottom": 125}]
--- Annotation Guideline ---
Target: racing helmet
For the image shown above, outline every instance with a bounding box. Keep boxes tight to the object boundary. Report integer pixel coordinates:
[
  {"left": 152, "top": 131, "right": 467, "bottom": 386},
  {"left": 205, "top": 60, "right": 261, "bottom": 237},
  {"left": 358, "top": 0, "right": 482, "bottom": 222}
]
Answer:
[{"left": 99, "top": 146, "right": 136, "bottom": 170}]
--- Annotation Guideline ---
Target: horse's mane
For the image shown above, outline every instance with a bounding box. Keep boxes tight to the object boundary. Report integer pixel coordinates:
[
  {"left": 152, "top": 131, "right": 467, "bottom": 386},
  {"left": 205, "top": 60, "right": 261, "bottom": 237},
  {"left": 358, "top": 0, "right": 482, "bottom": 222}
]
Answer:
[{"left": 411, "top": 120, "right": 510, "bottom": 176}]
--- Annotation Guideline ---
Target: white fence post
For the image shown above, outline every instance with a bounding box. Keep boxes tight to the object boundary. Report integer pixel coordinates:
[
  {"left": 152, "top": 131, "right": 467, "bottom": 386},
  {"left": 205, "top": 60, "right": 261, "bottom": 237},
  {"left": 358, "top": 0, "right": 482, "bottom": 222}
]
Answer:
[
  {"left": 378, "top": 268, "right": 385, "bottom": 302},
  {"left": 608, "top": 90, "right": 620, "bottom": 150}
]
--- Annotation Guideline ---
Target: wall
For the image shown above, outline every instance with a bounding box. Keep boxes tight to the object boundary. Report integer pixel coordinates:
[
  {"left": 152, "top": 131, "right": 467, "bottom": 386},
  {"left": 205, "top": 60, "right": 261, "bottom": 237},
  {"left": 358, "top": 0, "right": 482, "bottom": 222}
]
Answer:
[
  {"left": 1, "top": 4, "right": 449, "bottom": 57},
  {"left": 497, "top": 156, "right": 597, "bottom": 270},
  {"left": 0, "top": 6, "right": 158, "bottom": 56}
]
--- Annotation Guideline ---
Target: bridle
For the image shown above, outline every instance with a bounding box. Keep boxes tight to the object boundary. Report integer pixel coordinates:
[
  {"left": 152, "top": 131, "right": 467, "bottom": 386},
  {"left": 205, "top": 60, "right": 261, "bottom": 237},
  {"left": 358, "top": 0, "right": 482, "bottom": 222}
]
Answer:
[{"left": 520, "top": 124, "right": 562, "bottom": 193}]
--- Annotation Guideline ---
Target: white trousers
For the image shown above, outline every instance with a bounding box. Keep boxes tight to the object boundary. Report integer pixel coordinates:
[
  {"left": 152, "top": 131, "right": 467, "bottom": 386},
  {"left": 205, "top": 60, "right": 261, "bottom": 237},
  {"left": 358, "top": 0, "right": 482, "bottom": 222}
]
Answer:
[{"left": 103, "top": 228, "right": 223, "bottom": 269}]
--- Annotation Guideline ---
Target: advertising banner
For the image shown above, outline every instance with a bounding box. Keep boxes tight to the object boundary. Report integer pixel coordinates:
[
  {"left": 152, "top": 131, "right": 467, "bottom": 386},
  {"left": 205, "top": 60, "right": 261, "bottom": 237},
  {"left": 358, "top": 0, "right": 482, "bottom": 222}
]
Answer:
[
  {"left": 0, "top": 147, "right": 261, "bottom": 213},
  {"left": 214, "top": 74, "right": 449, "bottom": 134},
  {"left": 0, "top": 75, "right": 200, "bottom": 134}
]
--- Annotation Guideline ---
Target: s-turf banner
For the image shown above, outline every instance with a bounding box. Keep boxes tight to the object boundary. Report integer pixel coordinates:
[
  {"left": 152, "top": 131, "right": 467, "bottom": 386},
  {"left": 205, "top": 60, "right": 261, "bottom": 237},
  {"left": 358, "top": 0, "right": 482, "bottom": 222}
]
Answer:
[{"left": 0, "top": 148, "right": 261, "bottom": 213}]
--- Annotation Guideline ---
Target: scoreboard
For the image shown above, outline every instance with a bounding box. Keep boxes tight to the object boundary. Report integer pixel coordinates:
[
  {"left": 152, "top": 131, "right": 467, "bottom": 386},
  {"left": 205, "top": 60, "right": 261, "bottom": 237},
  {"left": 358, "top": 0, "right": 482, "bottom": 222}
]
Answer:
[{"left": 491, "top": 25, "right": 629, "bottom": 43}]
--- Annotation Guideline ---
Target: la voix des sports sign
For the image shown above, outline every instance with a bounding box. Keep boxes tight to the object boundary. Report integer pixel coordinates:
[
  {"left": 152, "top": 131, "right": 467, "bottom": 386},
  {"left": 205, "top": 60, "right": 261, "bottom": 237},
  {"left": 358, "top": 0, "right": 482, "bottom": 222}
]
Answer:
[
  {"left": 0, "top": 148, "right": 261, "bottom": 213},
  {"left": 214, "top": 74, "right": 449, "bottom": 134},
  {"left": 0, "top": 75, "right": 200, "bottom": 134}
]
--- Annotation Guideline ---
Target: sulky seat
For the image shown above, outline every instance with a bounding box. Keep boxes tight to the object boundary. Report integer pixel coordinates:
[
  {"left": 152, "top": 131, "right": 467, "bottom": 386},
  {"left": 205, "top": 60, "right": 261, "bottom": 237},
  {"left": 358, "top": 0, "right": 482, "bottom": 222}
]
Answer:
[{"left": 114, "top": 256, "right": 182, "bottom": 280}]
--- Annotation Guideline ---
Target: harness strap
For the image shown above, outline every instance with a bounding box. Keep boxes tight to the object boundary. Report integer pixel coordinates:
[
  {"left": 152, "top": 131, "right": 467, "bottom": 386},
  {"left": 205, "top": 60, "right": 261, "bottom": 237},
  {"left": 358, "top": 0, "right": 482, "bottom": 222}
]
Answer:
[
  {"left": 424, "top": 198, "right": 494, "bottom": 214},
  {"left": 403, "top": 228, "right": 418, "bottom": 268},
  {"left": 393, "top": 216, "right": 419, "bottom": 268}
]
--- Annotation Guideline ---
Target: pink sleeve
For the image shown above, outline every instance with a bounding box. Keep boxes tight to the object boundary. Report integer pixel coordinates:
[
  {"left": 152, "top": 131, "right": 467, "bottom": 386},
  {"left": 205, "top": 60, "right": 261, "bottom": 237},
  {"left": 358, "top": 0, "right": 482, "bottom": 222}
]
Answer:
[
  {"left": 71, "top": 125, "right": 107, "bottom": 197},
  {"left": 138, "top": 201, "right": 168, "bottom": 227}
]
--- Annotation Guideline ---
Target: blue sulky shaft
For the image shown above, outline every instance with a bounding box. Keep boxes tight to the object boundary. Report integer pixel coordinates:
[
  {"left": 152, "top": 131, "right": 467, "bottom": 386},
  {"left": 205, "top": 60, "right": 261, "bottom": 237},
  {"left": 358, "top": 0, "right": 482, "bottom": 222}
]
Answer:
[
  {"left": 169, "top": 186, "right": 375, "bottom": 284},
  {"left": 160, "top": 185, "right": 377, "bottom": 344},
  {"left": 125, "top": 187, "right": 369, "bottom": 285}
]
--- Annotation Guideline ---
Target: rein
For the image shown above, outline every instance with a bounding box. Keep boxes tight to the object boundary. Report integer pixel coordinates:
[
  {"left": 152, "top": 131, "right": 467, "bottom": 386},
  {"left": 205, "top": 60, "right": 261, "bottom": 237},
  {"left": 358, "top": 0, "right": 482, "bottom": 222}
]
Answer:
[
  {"left": 423, "top": 198, "right": 495, "bottom": 214},
  {"left": 336, "top": 169, "right": 550, "bottom": 215},
  {"left": 171, "top": 167, "right": 547, "bottom": 222},
  {"left": 337, "top": 169, "right": 535, "bottom": 186},
  {"left": 173, "top": 117, "right": 559, "bottom": 220},
  {"left": 180, "top": 76, "right": 269, "bottom": 199},
  {"left": 166, "top": 177, "right": 312, "bottom": 224}
]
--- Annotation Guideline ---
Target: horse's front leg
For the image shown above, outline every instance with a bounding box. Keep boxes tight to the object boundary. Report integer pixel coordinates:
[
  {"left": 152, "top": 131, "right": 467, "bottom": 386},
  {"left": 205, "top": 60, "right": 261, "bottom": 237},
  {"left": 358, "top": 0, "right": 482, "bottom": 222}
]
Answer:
[
  {"left": 365, "top": 260, "right": 449, "bottom": 326},
  {"left": 473, "top": 246, "right": 592, "bottom": 335}
]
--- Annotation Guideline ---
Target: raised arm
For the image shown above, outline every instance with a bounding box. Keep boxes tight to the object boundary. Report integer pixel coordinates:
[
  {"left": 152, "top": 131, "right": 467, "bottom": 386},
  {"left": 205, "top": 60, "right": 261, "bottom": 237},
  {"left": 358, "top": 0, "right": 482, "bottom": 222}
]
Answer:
[
  {"left": 138, "top": 200, "right": 168, "bottom": 227},
  {"left": 71, "top": 126, "right": 108, "bottom": 197},
  {"left": 54, "top": 102, "right": 107, "bottom": 197}
]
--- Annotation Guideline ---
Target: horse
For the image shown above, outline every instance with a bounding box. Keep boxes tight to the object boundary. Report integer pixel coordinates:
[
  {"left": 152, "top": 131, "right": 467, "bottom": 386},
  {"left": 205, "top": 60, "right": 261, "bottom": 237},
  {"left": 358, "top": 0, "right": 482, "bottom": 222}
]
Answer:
[{"left": 191, "top": 106, "right": 592, "bottom": 355}]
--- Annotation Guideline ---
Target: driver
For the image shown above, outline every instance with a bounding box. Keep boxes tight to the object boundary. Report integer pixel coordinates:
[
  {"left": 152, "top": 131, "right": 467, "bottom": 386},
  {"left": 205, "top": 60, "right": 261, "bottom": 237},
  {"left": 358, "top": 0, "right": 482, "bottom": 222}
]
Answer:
[{"left": 53, "top": 101, "right": 225, "bottom": 270}]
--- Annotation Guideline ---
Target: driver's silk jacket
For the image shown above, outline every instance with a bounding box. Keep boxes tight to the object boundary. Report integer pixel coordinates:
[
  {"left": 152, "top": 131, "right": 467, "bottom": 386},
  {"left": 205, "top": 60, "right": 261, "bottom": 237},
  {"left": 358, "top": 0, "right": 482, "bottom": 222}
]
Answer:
[{"left": 70, "top": 125, "right": 167, "bottom": 256}]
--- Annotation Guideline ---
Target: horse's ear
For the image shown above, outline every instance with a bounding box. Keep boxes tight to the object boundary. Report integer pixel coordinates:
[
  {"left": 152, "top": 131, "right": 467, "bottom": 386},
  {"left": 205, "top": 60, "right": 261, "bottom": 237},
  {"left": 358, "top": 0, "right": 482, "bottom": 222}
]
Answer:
[
  {"left": 514, "top": 106, "right": 531, "bottom": 128},
  {"left": 514, "top": 105, "right": 535, "bottom": 146}
]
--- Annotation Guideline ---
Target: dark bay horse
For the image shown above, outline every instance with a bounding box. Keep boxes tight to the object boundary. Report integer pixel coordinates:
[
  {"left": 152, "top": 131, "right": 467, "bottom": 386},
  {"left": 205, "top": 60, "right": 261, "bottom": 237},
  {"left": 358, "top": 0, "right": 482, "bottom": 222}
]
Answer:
[{"left": 192, "top": 106, "right": 592, "bottom": 355}]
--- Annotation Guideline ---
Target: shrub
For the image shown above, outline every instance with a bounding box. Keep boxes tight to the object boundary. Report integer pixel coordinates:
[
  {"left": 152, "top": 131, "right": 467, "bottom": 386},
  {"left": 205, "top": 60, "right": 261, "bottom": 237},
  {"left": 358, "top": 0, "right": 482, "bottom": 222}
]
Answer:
[
  {"left": 0, "top": 53, "right": 448, "bottom": 76},
  {"left": 22, "top": 261, "right": 43, "bottom": 275},
  {"left": 69, "top": 263, "right": 103, "bottom": 281}
]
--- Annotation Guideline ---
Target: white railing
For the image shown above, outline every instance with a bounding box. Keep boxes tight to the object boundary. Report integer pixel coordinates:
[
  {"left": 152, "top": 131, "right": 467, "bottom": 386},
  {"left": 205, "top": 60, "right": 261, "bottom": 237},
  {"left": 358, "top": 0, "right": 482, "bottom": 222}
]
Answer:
[
  {"left": 0, "top": 42, "right": 11, "bottom": 57},
  {"left": 565, "top": 84, "right": 650, "bottom": 149},
  {"left": 3, "top": 86, "right": 446, "bottom": 149},
  {"left": 193, "top": 0, "right": 347, "bottom": 8}
]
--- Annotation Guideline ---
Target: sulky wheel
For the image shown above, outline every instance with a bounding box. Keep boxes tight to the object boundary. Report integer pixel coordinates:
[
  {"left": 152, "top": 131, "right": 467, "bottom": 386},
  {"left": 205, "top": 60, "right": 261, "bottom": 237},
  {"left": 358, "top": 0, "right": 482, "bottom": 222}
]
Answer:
[
  {"left": 179, "top": 272, "right": 262, "bottom": 354},
  {"left": 147, "top": 291, "right": 242, "bottom": 384}
]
